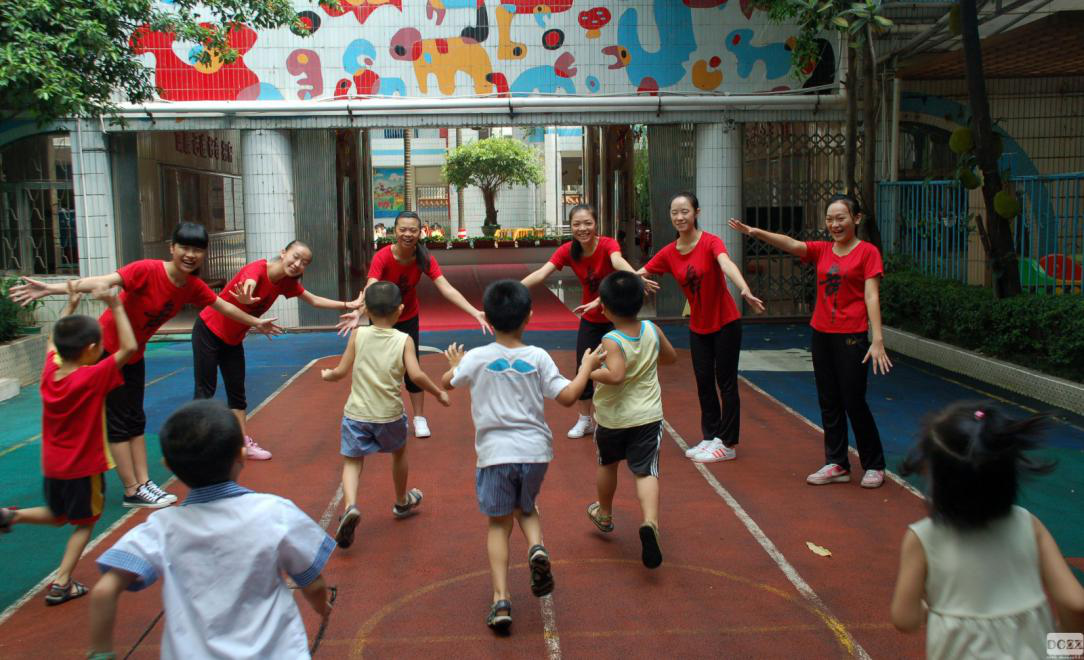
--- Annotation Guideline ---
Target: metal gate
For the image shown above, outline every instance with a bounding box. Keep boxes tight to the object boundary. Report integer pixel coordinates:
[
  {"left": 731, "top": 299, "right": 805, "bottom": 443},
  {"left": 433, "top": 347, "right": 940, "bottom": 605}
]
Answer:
[{"left": 741, "top": 122, "right": 856, "bottom": 319}]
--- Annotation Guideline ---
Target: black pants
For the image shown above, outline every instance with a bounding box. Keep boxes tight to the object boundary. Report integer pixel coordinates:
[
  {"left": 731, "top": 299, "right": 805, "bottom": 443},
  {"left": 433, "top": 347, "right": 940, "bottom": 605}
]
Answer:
[
  {"left": 395, "top": 315, "right": 422, "bottom": 394},
  {"left": 576, "top": 318, "right": 613, "bottom": 401},
  {"left": 192, "top": 317, "right": 247, "bottom": 410},
  {"left": 689, "top": 320, "right": 742, "bottom": 446},
  {"left": 810, "top": 330, "right": 885, "bottom": 471}
]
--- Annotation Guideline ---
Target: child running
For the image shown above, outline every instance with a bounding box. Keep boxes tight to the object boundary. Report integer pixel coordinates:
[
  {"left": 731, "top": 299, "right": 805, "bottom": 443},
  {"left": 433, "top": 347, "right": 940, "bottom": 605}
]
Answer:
[
  {"left": 0, "top": 288, "right": 135, "bottom": 606},
  {"left": 321, "top": 281, "right": 449, "bottom": 549},
  {"left": 890, "top": 401, "right": 1084, "bottom": 658},
  {"left": 584, "top": 272, "right": 677, "bottom": 569},
  {"left": 89, "top": 400, "right": 335, "bottom": 659},
  {"left": 441, "top": 279, "right": 604, "bottom": 634}
]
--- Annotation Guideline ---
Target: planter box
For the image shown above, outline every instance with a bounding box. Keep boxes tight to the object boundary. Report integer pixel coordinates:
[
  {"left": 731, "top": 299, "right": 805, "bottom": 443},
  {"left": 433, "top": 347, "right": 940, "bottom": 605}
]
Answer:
[
  {"left": 472, "top": 239, "right": 496, "bottom": 249},
  {"left": 0, "top": 332, "right": 48, "bottom": 387},
  {"left": 449, "top": 242, "right": 472, "bottom": 250},
  {"left": 426, "top": 242, "right": 448, "bottom": 250},
  {"left": 496, "top": 240, "right": 516, "bottom": 248}
]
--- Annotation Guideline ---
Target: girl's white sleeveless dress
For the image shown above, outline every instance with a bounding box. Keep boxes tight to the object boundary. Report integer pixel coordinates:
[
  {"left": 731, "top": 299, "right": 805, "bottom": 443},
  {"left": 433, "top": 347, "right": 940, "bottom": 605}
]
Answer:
[{"left": 909, "top": 505, "right": 1054, "bottom": 659}]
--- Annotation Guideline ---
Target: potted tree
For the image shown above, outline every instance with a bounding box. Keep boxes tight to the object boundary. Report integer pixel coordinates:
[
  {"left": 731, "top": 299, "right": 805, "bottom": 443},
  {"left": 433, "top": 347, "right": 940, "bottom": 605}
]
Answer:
[{"left": 442, "top": 137, "right": 544, "bottom": 240}]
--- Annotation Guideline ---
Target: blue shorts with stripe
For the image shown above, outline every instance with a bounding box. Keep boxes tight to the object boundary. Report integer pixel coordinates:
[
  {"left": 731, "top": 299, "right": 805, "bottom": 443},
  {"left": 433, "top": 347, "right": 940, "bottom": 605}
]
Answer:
[
  {"left": 475, "top": 463, "right": 549, "bottom": 517},
  {"left": 340, "top": 415, "right": 408, "bottom": 457}
]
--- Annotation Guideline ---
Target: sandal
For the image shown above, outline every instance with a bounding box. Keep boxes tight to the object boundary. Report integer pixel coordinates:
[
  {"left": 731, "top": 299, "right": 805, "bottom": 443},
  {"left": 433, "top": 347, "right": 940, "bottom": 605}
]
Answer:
[
  {"left": 45, "top": 580, "right": 88, "bottom": 606},
  {"left": 586, "top": 502, "right": 614, "bottom": 533},
  {"left": 639, "top": 522, "right": 663, "bottom": 569},
  {"left": 528, "top": 544, "right": 554, "bottom": 597},
  {"left": 486, "top": 599, "right": 512, "bottom": 633},
  {"left": 392, "top": 488, "right": 423, "bottom": 519}
]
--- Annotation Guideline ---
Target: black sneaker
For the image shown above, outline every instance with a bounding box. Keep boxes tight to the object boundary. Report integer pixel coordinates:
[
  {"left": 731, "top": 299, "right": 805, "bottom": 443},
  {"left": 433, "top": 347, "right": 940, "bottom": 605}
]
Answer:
[
  {"left": 335, "top": 506, "right": 361, "bottom": 548},
  {"left": 528, "top": 544, "right": 554, "bottom": 597},
  {"left": 123, "top": 485, "right": 170, "bottom": 509},
  {"left": 144, "top": 480, "right": 177, "bottom": 504},
  {"left": 0, "top": 507, "right": 15, "bottom": 533},
  {"left": 639, "top": 522, "right": 663, "bottom": 569}
]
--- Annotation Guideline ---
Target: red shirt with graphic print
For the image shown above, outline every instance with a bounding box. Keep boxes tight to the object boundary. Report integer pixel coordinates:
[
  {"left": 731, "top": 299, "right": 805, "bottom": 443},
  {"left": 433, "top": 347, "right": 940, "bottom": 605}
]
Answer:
[
  {"left": 200, "top": 260, "right": 305, "bottom": 345},
  {"left": 644, "top": 232, "right": 739, "bottom": 334},
  {"left": 802, "top": 240, "right": 883, "bottom": 334},
  {"left": 367, "top": 245, "right": 443, "bottom": 322},
  {"left": 549, "top": 237, "right": 621, "bottom": 324},
  {"left": 100, "top": 260, "right": 217, "bottom": 362}
]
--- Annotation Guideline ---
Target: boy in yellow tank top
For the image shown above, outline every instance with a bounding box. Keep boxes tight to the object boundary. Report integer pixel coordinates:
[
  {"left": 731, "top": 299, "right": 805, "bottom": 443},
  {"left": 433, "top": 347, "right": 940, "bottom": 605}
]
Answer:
[
  {"left": 321, "top": 282, "right": 449, "bottom": 549},
  {"left": 586, "top": 272, "right": 677, "bottom": 568}
]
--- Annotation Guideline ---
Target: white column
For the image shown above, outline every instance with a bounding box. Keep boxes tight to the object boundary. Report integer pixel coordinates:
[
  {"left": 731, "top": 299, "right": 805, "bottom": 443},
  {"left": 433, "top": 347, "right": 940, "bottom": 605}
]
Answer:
[
  {"left": 71, "top": 120, "right": 119, "bottom": 278},
  {"left": 695, "top": 122, "right": 743, "bottom": 303},
  {"left": 543, "top": 128, "right": 559, "bottom": 227},
  {"left": 241, "top": 129, "right": 299, "bottom": 327}
]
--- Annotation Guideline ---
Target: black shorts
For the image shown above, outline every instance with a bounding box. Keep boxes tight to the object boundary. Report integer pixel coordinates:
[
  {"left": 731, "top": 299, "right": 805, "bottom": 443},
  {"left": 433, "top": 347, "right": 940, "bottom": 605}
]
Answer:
[
  {"left": 44, "top": 473, "right": 106, "bottom": 525},
  {"left": 192, "top": 316, "right": 247, "bottom": 410},
  {"left": 594, "top": 420, "right": 663, "bottom": 477},
  {"left": 104, "top": 353, "right": 146, "bottom": 442},
  {"left": 576, "top": 319, "right": 613, "bottom": 400}
]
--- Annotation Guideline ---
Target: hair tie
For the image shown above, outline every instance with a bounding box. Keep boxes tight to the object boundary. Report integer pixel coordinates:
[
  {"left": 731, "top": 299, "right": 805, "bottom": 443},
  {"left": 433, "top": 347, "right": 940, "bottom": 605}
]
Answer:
[{"left": 974, "top": 410, "right": 986, "bottom": 420}]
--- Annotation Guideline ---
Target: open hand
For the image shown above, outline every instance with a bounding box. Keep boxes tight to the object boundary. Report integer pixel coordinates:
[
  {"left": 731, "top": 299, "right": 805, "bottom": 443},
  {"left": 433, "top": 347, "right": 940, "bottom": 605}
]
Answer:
[
  {"left": 90, "top": 287, "right": 117, "bottom": 307},
  {"left": 254, "top": 317, "right": 284, "bottom": 338},
  {"left": 573, "top": 298, "right": 600, "bottom": 316},
  {"left": 640, "top": 275, "right": 660, "bottom": 294},
  {"left": 336, "top": 310, "right": 361, "bottom": 337},
  {"left": 728, "top": 218, "right": 754, "bottom": 236},
  {"left": 741, "top": 288, "right": 766, "bottom": 315},
  {"left": 437, "top": 390, "right": 451, "bottom": 407},
  {"left": 230, "top": 280, "right": 260, "bottom": 306},
  {"left": 863, "top": 340, "right": 893, "bottom": 375},
  {"left": 473, "top": 309, "right": 493, "bottom": 335},
  {"left": 7, "top": 277, "right": 52, "bottom": 306},
  {"left": 320, "top": 368, "right": 336, "bottom": 382},
  {"left": 444, "top": 342, "right": 464, "bottom": 368},
  {"left": 581, "top": 344, "right": 607, "bottom": 371}
]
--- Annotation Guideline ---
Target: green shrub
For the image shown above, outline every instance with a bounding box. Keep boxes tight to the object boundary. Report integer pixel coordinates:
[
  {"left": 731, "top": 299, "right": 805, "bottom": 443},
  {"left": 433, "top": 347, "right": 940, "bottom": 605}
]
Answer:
[
  {"left": 0, "top": 278, "right": 23, "bottom": 343},
  {"left": 881, "top": 269, "right": 1084, "bottom": 382}
]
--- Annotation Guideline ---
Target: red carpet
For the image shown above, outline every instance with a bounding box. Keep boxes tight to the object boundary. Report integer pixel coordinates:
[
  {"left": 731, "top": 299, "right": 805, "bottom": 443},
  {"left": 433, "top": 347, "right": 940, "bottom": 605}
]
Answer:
[{"left": 416, "top": 264, "right": 580, "bottom": 332}]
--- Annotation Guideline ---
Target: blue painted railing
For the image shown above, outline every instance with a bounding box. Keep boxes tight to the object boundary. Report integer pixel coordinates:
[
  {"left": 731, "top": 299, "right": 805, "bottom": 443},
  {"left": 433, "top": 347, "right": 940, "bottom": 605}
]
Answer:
[{"left": 877, "top": 172, "right": 1084, "bottom": 295}]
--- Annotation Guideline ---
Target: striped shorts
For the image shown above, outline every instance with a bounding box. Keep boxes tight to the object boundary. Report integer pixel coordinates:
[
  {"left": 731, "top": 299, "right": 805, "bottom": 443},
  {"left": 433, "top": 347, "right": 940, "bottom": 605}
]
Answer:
[{"left": 475, "top": 463, "right": 549, "bottom": 517}]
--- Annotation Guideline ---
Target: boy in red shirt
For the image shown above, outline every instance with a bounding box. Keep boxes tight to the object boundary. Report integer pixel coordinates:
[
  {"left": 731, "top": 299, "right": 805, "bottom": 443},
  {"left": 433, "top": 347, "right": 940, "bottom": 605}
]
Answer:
[{"left": 0, "top": 288, "right": 137, "bottom": 605}]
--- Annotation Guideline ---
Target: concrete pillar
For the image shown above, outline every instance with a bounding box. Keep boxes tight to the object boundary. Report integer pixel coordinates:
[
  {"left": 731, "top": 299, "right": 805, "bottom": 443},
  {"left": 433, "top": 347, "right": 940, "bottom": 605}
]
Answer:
[
  {"left": 544, "top": 127, "right": 560, "bottom": 227},
  {"left": 71, "top": 120, "right": 119, "bottom": 278},
  {"left": 241, "top": 129, "right": 299, "bottom": 327},
  {"left": 695, "top": 122, "right": 744, "bottom": 304}
]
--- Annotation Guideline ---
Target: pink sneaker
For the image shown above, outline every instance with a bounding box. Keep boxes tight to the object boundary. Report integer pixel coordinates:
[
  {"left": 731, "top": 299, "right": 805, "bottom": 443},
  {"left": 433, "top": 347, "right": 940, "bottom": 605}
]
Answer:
[
  {"left": 861, "top": 469, "right": 885, "bottom": 489},
  {"left": 806, "top": 464, "right": 850, "bottom": 485},
  {"left": 244, "top": 436, "right": 272, "bottom": 460}
]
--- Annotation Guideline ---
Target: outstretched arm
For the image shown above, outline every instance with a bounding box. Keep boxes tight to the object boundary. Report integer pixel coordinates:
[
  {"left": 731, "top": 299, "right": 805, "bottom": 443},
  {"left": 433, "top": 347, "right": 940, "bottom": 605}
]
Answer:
[
  {"left": 299, "top": 289, "right": 359, "bottom": 311},
  {"left": 728, "top": 218, "right": 808, "bottom": 259},
  {"left": 88, "top": 569, "right": 137, "bottom": 656},
  {"left": 403, "top": 337, "right": 450, "bottom": 406},
  {"left": 717, "top": 253, "right": 765, "bottom": 315},
  {"left": 521, "top": 262, "right": 557, "bottom": 289},
  {"left": 8, "top": 272, "right": 123, "bottom": 307},
  {"left": 556, "top": 345, "right": 606, "bottom": 406},
  {"left": 655, "top": 324, "right": 678, "bottom": 365},
  {"left": 433, "top": 275, "right": 492, "bottom": 334},
  {"left": 440, "top": 343, "right": 464, "bottom": 390},
  {"left": 589, "top": 337, "right": 624, "bottom": 386},
  {"left": 611, "top": 252, "right": 660, "bottom": 293},
  {"left": 321, "top": 330, "right": 357, "bottom": 382},
  {"left": 210, "top": 298, "right": 283, "bottom": 337},
  {"left": 336, "top": 277, "right": 379, "bottom": 336}
]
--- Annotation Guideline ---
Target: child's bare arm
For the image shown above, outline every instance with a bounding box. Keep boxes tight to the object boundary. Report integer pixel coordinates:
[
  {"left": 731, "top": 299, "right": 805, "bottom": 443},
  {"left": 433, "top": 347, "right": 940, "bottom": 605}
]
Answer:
[
  {"left": 300, "top": 575, "right": 334, "bottom": 619},
  {"left": 441, "top": 343, "right": 464, "bottom": 390},
  {"left": 321, "top": 331, "right": 357, "bottom": 382},
  {"left": 655, "top": 325, "right": 678, "bottom": 365},
  {"left": 1035, "top": 515, "right": 1084, "bottom": 631},
  {"left": 47, "top": 290, "right": 84, "bottom": 354},
  {"left": 590, "top": 338, "right": 625, "bottom": 385},
  {"left": 403, "top": 337, "right": 450, "bottom": 406},
  {"left": 88, "top": 569, "right": 137, "bottom": 656},
  {"left": 96, "top": 290, "right": 137, "bottom": 366},
  {"left": 890, "top": 530, "right": 928, "bottom": 632},
  {"left": 556, "top": 345, "right": 606, "bottom": 407}
]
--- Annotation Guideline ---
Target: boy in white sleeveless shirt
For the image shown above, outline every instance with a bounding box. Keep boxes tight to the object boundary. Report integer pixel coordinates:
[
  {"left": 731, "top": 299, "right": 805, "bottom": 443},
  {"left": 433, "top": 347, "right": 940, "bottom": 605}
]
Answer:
[
  {"left": 321, "top": 282, "right": 449, "bottom": 549},
  {"left": 586, "top": 271, "right": 677, "bottom": 569}
]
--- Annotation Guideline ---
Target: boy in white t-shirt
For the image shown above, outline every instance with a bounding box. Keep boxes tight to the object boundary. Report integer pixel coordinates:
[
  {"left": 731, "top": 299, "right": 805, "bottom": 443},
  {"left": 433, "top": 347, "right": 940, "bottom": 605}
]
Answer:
[
  {"left": 442, "top": 279, "right": 604, "bottom": 634},
  {"left": 88, "top": 401, "right": 335, "bottom": 659}
]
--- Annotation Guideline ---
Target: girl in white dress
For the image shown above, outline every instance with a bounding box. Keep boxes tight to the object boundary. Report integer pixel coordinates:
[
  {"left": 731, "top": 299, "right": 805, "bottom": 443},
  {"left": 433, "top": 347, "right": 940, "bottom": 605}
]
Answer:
[{"left": 890, "top": 401, "right": 1084, "bottom": 659}]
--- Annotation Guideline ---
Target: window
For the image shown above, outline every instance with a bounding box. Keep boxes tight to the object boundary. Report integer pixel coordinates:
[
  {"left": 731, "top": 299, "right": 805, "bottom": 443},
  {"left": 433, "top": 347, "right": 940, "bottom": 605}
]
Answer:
[
  {"left": 0, "top": 133, "right": 76, "bottom": 274},
  {"left": 160, "top": 165, "right": 244, "bottom": 238}
]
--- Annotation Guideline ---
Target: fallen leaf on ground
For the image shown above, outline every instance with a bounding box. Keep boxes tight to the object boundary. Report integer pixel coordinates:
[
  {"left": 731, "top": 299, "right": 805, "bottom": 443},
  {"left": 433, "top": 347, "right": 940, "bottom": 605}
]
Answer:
[{"left": 806, "top": 541, "right": 832, "bottom": 557}]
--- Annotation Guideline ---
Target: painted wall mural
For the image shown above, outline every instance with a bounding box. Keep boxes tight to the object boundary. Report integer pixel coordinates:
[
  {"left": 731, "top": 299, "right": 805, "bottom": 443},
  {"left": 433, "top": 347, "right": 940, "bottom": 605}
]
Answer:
[{"left": 132, "top": 0, "right": 836, "bottom": 102}]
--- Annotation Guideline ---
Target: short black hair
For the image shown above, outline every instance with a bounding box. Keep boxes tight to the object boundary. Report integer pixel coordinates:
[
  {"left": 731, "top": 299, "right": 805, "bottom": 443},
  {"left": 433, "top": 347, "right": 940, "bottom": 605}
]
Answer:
[
  {"left": 159, "top": 400, "right": 243, "bottom": 489},
  {"left": 599, "top": 271, "right": 644, "bottom": 319},
  {"left": 52, "top": 315, "right": 101, "bottom": 361},
  {"left": 172, "top": 222, "right": 209, "bottom": 249},
  {"left": 365, "top": 281, "right": 402, "bottom": 317},
  {"left": 900, "top": 400, "right": 1055, "bottom": 530},
  {"left": 483, "top": 279, "right": 531, "bottom": 332}
]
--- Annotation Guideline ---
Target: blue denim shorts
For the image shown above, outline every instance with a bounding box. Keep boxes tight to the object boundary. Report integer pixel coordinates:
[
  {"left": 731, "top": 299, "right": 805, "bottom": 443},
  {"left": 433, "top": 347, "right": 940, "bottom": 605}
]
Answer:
[
  {"left": 340, "top": 415, "right": 408, "bottom": 457},
  {"left": 475, "top": 463, "right": 549, "bottom": 517}
]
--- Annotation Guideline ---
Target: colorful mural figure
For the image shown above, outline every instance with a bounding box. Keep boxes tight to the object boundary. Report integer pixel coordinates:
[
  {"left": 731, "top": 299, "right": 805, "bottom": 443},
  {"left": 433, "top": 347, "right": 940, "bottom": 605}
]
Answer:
[
  {"left": 509, "top": 52, "right": 577, "bottom": 96},
  {"left": 602, "top": 0, "right": 696, "bottom": 94},
  {"left": 495, "top": 0, "right": 576, "bottom": 61},
  {"left": 287, "top": 50, "right": 323, "bottom": 100},
  {"left": 319, "top": 0, "right": 402, "bottom": 25},
  {"left": 390, "top": 28, "right": 497, "bottom": 96},
  {"left": 131, "top": 23, "right": 259, "bottom": 101},
  {"left": 726, "top": 29, "right": 794, "bottom": 79},
  {"left": 691, "top": 56, "right": 723, "bottom": 91}
]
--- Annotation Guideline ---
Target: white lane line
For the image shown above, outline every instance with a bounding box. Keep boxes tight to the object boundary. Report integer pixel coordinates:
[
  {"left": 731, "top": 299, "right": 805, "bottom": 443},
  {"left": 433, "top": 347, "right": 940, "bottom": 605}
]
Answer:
[
  {"left": 738, "top": 375, "right": 925, "bottom": 500},
  {"left": 0, "top": 357, "right": 329, "bottom": 627},
  {"left": 535, "top": 505, "right": 562, "bottom": 660},
  {"left": 319, "top": 484, "right": 345, "bottom": 531},
  {"left": 663, "top": 420, "right": 872, "bottom": 660}
]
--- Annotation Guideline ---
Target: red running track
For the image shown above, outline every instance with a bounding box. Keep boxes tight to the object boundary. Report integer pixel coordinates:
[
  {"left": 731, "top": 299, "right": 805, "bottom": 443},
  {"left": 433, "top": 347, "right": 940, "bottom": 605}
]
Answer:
[{"left": 0, "top": 350, "right": 927, "bottom": 658}]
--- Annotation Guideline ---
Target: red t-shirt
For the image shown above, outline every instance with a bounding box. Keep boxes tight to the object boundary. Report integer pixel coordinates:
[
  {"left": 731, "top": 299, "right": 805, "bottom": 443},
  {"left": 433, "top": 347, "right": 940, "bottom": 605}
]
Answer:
[
  {"left": 199, "top": 260, "right": 305, "bottom": 345},
  {"left": 549, "top": 237, "right": 621, "bottom": 324},
  {"left": 644, "top": 232, "right": 740, "bottom": 334},
  {"left": 100, "top": 260, "right": 217, "bottom": 362},
  {"left": 367, "top": 245, "right": 443, "bottom": 321},
  {"left": 802, "top": 241, "right": 884, "bottom": 334},
  {"left": 40, "top": 352, "right": 123, "bottom": 479}
]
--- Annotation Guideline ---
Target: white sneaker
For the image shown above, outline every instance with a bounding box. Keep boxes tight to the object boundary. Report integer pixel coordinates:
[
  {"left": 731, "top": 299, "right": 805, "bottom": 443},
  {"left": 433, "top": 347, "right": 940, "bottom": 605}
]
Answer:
[
  {"left": 413, "top": 416, "right": 431, "bottom": 438},
  {"left": 684, "top": 440, "right": 713, "bottom": 458},
  {"left": 144, "top": 480, "right": 177, "bottom": 504},
  {"left": 567, "top": 415, "right": 596, "bottom": 439},
  {"left": 691, "top": 439, "right": 737, "bottom": 463}
]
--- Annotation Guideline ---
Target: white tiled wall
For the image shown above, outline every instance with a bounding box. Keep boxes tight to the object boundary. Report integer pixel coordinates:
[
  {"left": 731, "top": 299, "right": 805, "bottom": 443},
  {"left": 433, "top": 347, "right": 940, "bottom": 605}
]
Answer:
[
  {"left": 71, "top": 121, "right": 119, "bottom": 278},
  {"left": 696, "top": 122, "right": 744, "bottom": 303}
]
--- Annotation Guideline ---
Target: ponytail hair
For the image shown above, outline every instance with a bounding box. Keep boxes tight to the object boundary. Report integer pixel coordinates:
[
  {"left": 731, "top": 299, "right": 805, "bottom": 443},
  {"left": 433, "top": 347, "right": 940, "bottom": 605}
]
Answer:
[
  {"left": 394, "top": 211, "right": 431, "bottom": 273},
  {"left": 900, "top": 401, "right": 1055, "bottom": 530},
  {"left": 827, "top": 193, "right": 861, "bottom": 218},
  {"left": 567, "top": 203, "right": 598, "bottom": 262}
]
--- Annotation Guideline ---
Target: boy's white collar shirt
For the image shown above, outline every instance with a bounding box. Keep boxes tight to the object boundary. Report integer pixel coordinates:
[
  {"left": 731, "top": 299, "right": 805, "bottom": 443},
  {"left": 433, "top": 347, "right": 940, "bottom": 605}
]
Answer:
[{"left": 97, "top": 481, "right": 335, "bottom": 659}]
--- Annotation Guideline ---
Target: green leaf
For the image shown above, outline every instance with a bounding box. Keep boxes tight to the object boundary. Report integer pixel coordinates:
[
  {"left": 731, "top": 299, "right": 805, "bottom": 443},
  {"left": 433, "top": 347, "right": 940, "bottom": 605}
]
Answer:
[
  {"left": 874, "top": 14, "right": 893, "bottom": 27},
  {"left": 832, "top": 15, "right": 850, "bottom": 28}
]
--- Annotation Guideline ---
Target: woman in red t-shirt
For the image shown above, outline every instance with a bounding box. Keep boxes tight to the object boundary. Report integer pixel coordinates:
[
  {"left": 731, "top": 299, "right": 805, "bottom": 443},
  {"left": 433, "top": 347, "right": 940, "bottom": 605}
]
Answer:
[
  {"left": 521, "top": 204, "right": 658, "bottom": 438},
  {"left": 10, "top": 223, "right": 282, "bottom": 509},
  {"left": 338, "top": 211, "right": 490, "bottom": 439},
  {"left": 638, "top": 192, "right": 765, "bottom": 464},
  {"left": 193, "top": 240, "right": 359, "bottom": 461},
  {"left": 729, "top": 193, "right": 892, "bottom": 488}
]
